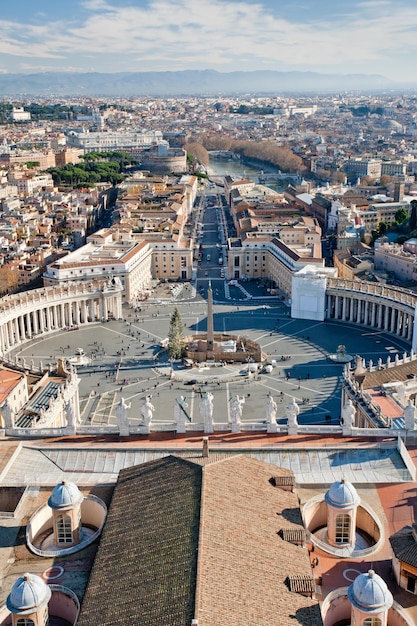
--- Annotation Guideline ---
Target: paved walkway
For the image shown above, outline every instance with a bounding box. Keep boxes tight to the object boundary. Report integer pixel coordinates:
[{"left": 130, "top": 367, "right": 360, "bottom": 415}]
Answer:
[{"left": 10, "top": 298, "right": 411, "bottom": 430}]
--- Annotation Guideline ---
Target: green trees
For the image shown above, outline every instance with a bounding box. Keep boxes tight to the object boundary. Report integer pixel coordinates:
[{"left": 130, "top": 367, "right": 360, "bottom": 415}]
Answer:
[
  {"left": 168, "top": 307, "right": 185, "bottom": 360},
  {"left": 47, "top": 152, "right": 137, "bottom": 187},
  {"left": 394, "top": 207, "right": 408, "bottom": 225}
]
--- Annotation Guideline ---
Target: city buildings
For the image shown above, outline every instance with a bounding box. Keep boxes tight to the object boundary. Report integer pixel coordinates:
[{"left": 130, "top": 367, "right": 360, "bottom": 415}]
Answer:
[{"left": 1, "top": 91, "right": 417, "bottom": 624}]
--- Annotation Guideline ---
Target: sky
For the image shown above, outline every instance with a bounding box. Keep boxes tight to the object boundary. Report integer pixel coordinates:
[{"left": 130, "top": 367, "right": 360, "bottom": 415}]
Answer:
[{"left": 0, "top": 0, "right": 416, "bottom": 81}]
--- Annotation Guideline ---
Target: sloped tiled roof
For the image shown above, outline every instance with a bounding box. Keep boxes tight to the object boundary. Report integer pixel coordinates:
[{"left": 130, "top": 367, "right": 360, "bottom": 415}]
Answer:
[
  {"left": 195, "top": 455, "right": 322, "bottom": 626},
  {"left": 77, "top": 455, "right": 202, "bottom": 626},
  {"left": 77, "top": 454, "right": 322, "bottom": 626},
  {"left": 355, "top": 360, "right": 417, "bottom": 389},
  {"left": 390, "top": 525, "right": 417, "bottom": 568}
]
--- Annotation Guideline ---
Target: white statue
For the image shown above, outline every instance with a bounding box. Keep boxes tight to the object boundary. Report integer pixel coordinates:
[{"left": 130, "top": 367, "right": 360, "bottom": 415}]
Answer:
[
  {"left": 404, "top": 400, "right": 416, "bottom": 431},
  {"left": 342, "top": 398, "right": 355, "bottom": 429},
  {"left": 397, "top": 382, "right": 407, "bottom": 407},
  {"left": 175, "top": 396, "right": 189, "bottom": 431},
  {"left": 200, "top": 391, "right": 214, "bottom": 433},
  {"left": 229, "top": 395, "right": 245, "bottom": 425},
  {"left": 140, "top": 395, "right": 155, "bottom": 429},
  {"left": 1, "top": 400, "right": 14, "bottom": 429},
  {"left": 116, "top": 397, "right": 131, "bottom": 436},
  {"left": 286, "top": 397, "right": 299, "bottom": 427},
  {"left": 65, "top": 400, "right": 76, "bottom": 430},
  {"left": 266, "top": 395, "right": 278, "bottom": 424}
]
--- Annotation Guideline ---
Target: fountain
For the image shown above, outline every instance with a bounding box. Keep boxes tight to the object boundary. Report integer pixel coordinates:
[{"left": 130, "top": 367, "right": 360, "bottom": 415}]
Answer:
[{"left": 328, "top": 344, "right": 353, "bottom": 364}]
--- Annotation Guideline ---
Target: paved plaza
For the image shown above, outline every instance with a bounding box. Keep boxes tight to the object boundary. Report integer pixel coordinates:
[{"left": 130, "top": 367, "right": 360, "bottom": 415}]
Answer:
[{"left": 11, "top": 289, "right": 411, "bottom": 429}]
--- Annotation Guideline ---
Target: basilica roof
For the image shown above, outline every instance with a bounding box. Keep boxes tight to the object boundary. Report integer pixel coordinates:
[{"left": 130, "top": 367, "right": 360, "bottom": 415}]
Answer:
[{"left": 77, "top": 454, "right": 322, "bottom": 626}]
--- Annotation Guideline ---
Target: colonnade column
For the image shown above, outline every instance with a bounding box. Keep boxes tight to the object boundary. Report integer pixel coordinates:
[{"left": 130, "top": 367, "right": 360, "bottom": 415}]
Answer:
[
  {"left": 115, "top": 295, "right": 123, "bottom": 320},
  {"left": 378, "top": 304, "right": 383, "bottom": 329},
  {"left": 371, "top": 302, "right": 376, "bottom": 327},
  {"left": 74, "top": 301, "right": 81, "bottom": 326},
  {"left": 408, "top": 315, "right": 413, "bottom": 341},
  {"left": 19, "top": 315, "right": 25, "bottom": 341},
  {"left": 342, "top": 296, "right": 346, "bottom": 321},
  {"left": 38, "top": 309, "right": 44, "bottom": 333},
  {"left": 390, "top": 309, "right": 397, "bottom": 333},
  {"left": 45, "top": 307, "right": 52, "bottom": 332},
  {"left": 333, "top": 295, "right": 338, "bottom": 318},
  {"left": 13, "top": 318, "right": 20, "bottom": 344},
  {"left": 356, "top": 299, "right": 361, "bottom": 324},
  {"left": 82, "top": 300, "right": 88, "bottom": 324},
  {"left": 0, "top": 325, "right": 8, "bottom": 352},
  {"left": 25, "top": 313, "right": 32, "bottom": 338},
  {"left": 88, "top": 299, "right": 95, "bottom": 322},
  {"left": 384, "top": 306, "right": 389, "bottom": 331},
  {"left": 363, "top": 300, "right": 369, "bottom": 326}
]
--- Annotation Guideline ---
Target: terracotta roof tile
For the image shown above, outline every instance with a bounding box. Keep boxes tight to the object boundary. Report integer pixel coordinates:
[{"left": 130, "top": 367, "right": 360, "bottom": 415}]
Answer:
[{"left": 195, "top": 455, "right": 322, "bottom": 626}]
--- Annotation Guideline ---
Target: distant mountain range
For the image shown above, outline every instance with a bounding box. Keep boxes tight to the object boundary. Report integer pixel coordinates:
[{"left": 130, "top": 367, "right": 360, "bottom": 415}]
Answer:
[{"left": 0, "top": 69, "right": 405, "bottom": 97}]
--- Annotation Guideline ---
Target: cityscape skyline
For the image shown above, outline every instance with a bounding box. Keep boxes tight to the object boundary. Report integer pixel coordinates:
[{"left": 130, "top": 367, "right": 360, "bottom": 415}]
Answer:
[{"left": 0, "top": 0, "right": 417, "bottom": 84}]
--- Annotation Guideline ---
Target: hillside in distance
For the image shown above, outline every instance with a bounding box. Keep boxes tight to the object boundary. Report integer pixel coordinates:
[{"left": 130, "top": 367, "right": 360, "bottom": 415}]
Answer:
[{"left": 0, "top": 69, "right": 400, "bottom": 96}]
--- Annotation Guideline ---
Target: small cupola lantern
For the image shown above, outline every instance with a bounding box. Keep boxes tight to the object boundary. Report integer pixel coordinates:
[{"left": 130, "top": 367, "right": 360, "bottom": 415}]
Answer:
[
  {"left": 48, "top": 479, "right": 84, "bottom": 547},
  {"left": 324, "top": 479, "right": 360, "bottom": 548},
  {"left": 347, "top": 569, "right": 393, "bottom": 626},
  {"left": 6, "top": 572, "right": 51, "bottom": 626}
]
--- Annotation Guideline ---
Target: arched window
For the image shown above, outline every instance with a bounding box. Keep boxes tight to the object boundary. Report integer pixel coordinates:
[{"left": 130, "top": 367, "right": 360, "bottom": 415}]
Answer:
[
  {"left": 335, "top": 513, "right": 350, "bottom": 543},
  {"left": 16, "top": 619, "right": 35, "bottom": 626},
  {"left": 363, "top": 618, "right": 382, "bottom": 626},
  {"left": 56, "top": 513, "right": 72, "bottom": 544}
]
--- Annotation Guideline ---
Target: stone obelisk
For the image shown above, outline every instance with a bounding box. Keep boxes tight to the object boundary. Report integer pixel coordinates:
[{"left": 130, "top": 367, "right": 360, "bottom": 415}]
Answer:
[{"left": 207, "top": 280, "right": 214, "bottom": 355}]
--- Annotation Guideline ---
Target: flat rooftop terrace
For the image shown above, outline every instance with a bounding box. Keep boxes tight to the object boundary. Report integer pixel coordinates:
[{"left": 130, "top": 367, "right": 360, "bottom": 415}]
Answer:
[{"left": 0, "top": 438, "right": 411, "bottom": 485}]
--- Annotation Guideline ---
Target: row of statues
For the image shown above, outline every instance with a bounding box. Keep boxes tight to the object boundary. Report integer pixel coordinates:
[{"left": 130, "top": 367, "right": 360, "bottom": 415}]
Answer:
[{"left": 113, "top": 392, "right": 301, "bottom": 433}]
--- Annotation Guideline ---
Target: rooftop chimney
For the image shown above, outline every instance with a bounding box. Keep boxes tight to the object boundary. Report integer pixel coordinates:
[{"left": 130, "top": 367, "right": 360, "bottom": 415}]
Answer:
[{"left": 202, "top": 437, "right": 209, "bottom": 458}]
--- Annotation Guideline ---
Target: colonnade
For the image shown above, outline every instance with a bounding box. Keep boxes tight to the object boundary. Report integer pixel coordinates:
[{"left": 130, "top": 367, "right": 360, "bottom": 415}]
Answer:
[
  {"left": 0, "top": 284, "right": 123, "bottom": 356},
  {"left": 326, "top": 278, "right": 417, "bottom": 343}
]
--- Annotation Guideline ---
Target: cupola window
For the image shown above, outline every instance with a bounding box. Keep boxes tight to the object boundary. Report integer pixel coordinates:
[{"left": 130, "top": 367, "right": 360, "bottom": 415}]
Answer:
[
  {"left": 56, "top": 513, "right": 72, "bottom": 544},
  {"left": 335, "top": 514, "right": 350, "bottom": 543}
]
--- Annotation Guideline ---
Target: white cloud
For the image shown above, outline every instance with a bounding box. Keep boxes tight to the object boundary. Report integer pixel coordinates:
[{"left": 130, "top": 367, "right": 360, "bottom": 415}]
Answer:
[{"left": 0, "top": 0, "right": 416, "bottom": 78}]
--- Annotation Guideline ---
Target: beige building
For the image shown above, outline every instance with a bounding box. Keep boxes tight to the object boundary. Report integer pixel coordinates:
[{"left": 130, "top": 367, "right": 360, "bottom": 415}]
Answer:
[
  {"left": 0, "top": 150, "right": 56, "bottom": 169},
  {"left": 374, "top": 241, "right": 417, "bottom": 282},
  {"left": 228, "top": 233, "right": 324, "bottom": 298},
  {"left": 333, "top": 250, "right": 374, "bottom": 281},
  {"left": 224, "top": 175, "right": 255, "bottom": 203},
  {"left": 150, "top": 240, "right": 192, "bottom": 281},
  {"left": 43, "top": 228, "right": 153, "bottom": 302},
  {"left": 356, "top": 201, "right": 409, "bottom": 232}
]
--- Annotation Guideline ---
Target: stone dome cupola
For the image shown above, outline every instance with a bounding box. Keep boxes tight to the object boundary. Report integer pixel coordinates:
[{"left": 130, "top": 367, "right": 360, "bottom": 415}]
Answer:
[
  {"left": 48, "top": 480, "right": 84, "bottom": 548},
  {"left": 325, "top": 479, "right": 361, "bottom": 548},
  {"left": 348, "top": 570, "right": 393, "bottom": 626},
  {"left": 325, "top": 479, "right": 360, "bottom": 509},
  {"left": 6, "top": 573, "right": 51, "bottom": 625},
  {"left": 48, "top": 479, "right": 84, "bottom": 511}
]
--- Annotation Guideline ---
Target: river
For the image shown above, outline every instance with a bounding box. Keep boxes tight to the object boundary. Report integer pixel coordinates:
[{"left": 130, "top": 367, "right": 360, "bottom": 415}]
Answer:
[
  {"left": 207, "top": 157, "right": 283, "bottom": 190},
  {"left": 207, "top": 158, "right": 261, "bottom": 181}
]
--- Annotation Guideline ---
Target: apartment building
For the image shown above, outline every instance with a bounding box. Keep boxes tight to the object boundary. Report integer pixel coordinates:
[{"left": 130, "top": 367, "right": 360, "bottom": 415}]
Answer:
[
  {"left": 374, "top": 240, "right": 417, "bottom": 282},
  {"left": 345, "top": 158, "right": 382, "bottom": 180},
  {"left": 66, "top": 129, "right": 164, "bottom": 153},
  {"left": 228, "top": 233, "right": 324, "bottom": 299},
  {"left": 356, "top": 201, "right": 409, "bottom": 232},
  {"left": 224, "top": 176, "right": 255, "bottom": 203},
  {"left": 150, "top": 240, "right": 192, "bottom": 281},
  {"left": 0, "top": 150, "right": 56, "bottom": 169}
]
